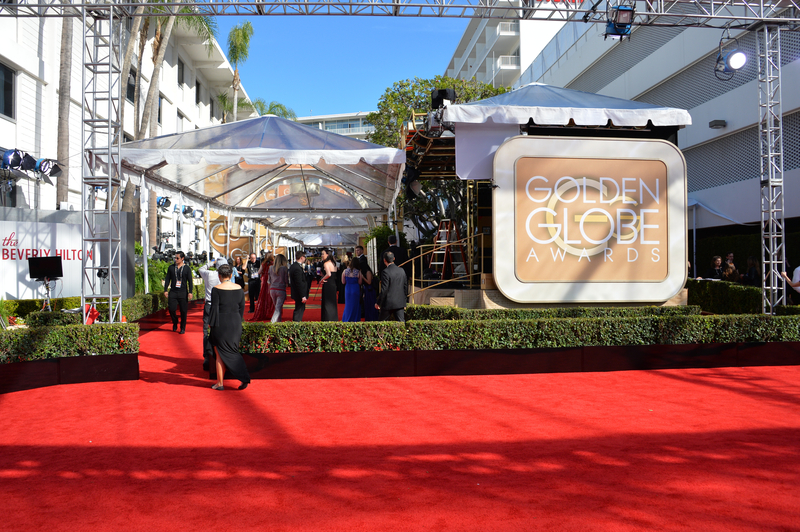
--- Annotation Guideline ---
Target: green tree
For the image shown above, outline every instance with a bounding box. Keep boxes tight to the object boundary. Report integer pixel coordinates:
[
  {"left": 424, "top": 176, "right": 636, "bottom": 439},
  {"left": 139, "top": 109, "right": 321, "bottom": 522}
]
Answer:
[
  {"left": 227, "top": 21, "right": 254, "bottom": 123},
  {"left": 366, "top": 76, "right": 507, "bottom": 243},
  {"left": 216, "top": 92, "right": 254, "bottom": 124},
  {"left": 56, "top": 15, "right": 73, "bottom": 208},
  {"left": 252, "top": 98, "right": 297, "bottom": 120},
  {"left": 365, "top": 75, "right": 508, "bottom": 148}
]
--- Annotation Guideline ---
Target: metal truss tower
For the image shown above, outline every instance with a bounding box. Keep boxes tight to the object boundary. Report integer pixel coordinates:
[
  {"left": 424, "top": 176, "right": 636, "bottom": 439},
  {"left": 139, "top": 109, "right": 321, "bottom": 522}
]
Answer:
[
  {"left": 81, "top": 5, "right": 123, "bottom": 324},
  {"left": 758, "top": 24, "right": 786, "bottom": 314}
]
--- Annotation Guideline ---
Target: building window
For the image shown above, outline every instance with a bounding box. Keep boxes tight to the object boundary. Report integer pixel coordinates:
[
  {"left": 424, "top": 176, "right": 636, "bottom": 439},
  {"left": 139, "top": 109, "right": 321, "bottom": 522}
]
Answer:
[
  {"left": 177, "top": 110, "right": 186, "bottom": 133},
  {"left": 0, "top": 62, "right": 14, "bottom": 119},
  {"left": 210, "top": 99, "right": 215, "bottom": 120},
  {"left": 157, "top": 94, "right": 163, "bottom": 125},
  {"left": 177, "top": 58, "right": 185, "bottom": 86},
  {"left": 123, "top": 133, "right": 134, "bottom": 143},
  {"left": 196, "top": 81, "right": 202, "bottom": 106},
  {"left": 126, "top": 68, "right": 136, "bottom": 103}
]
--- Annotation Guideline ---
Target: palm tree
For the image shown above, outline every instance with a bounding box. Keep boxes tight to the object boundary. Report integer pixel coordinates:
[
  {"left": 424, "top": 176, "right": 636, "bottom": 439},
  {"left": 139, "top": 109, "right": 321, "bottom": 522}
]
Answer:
[
  {"left": 137, "top": 7, "right": 217, "bottom": 140},
  {"left": 119, "top": 4, "right": 146, "bottom": 135},
  {"left": 226, "top": 21, "right": 253, "bottom": 123},
  {"left": 56, "top": 16, "right": 72, "bottom": 208},
  {"left": 216, "top": 92, "right": 255, "bottom": 124},
  {"left": 252, "top": 98, "right": 297, "bottom": 120}
]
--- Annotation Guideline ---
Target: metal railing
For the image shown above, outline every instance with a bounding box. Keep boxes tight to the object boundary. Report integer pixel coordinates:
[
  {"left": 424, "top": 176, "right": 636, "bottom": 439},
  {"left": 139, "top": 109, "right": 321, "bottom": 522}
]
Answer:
[{"left": 399, "top": 233, "right": 487, "bottom": 301}]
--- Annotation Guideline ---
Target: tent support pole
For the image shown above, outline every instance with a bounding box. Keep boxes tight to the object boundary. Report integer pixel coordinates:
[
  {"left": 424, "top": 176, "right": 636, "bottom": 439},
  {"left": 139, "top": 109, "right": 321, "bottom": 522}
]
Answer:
[
  {"left": 692, "top": 205, "right": 696, "bottom": 278},
  {"left": 141, "top": 173, "right": 149, "bottom": 294},
  {"left": 205, "top": 201, "right": 210, "bottom": 258}
]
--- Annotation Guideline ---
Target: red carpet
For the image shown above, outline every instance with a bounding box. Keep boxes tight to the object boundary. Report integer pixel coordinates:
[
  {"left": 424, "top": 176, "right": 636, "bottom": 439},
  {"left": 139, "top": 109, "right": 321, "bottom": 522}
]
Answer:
[{"left": 1, "top": 309, "right": 800, "bottom": 531}]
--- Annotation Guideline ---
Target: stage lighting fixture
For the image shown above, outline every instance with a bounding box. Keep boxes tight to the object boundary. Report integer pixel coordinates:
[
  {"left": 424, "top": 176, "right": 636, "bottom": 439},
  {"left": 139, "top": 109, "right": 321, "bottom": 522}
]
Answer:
[
  {"left": 2, "top": 149, "right": 22, "bottom": 169},
  {"left": 714, "top": 28, "right": 747, "bottom": 81},
  {"left": 605, "top": 5, "right": 634, "bottom": 40},
  {"left": 156, "top": 196, "right": 171, "bottom": 210},
  {"left": 20, "top": 153, "right": 37, "bottom": 171},
  {"left": 193, "top": 209, "right": 204, "bottom": 220},
  {"left": 182, "top": 205, "right": 194, "bottom": 218}
]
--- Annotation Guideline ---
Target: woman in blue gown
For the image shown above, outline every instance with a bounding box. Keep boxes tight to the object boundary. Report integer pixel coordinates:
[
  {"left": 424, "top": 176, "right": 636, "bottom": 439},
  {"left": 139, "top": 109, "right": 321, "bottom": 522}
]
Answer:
[{"left": 341, "top": 256, "right": 363, "bottom": 322}]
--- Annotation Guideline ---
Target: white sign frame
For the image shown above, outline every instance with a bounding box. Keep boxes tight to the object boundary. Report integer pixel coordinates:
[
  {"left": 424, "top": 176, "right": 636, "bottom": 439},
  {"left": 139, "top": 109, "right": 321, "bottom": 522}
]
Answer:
[{"left": 493, "top": 136, "right": 687, "bottom": 303}]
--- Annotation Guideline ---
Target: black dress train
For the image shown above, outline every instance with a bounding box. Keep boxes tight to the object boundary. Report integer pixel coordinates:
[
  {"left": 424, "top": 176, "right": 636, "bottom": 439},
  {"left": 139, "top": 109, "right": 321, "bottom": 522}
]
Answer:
[
  {"left": 209, "top": 287, "right": 249, "bottom": 384},
  {"left": 320, "top": 276, "right": 338, "bottom": 322}
]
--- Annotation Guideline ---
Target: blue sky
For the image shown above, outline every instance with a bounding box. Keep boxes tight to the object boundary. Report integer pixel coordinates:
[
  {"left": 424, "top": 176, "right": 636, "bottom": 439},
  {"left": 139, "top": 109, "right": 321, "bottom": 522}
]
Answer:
[{"left": 214, "top": 16, "right": 468, "bottom": 117}]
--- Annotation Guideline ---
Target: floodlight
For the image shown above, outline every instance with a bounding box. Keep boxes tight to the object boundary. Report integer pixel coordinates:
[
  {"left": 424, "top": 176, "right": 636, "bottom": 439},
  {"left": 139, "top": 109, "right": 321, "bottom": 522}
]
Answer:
[
  {"left": 182, "top": 205, "right": 194, "bottom": 218},
  {"left": 714, "top": 28, "right": 747, "bottom": 81},
  {"left": 156, "top": 196, "right": 171, "bottom": 210},
  {"left": 193, "top": 209, "right": 204, "bottom": 220},
  {"left": 605, "top": 5, "right": 634, "bottom": 40}
]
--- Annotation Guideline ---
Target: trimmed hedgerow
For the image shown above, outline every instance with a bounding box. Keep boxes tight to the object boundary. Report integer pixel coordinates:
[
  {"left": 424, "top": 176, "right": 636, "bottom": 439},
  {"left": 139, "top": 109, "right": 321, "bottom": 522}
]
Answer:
[
  {"left": 238, "top": 314, "right": 800, "bottom": 354},
  {"left": 23, "top": 285, "right": 206, "bottom": 326},
  {"left": 0, "top": 323, "right": 140, "bottom": 364},
  {"left": 686, "top": 279, "right": 761, "bottom": 314},
  {"left": 405, "top": 304, "right": 701, "bottom": 321},
  {"left": 242, "top": 321, "right": 407, "bottom": 353}
]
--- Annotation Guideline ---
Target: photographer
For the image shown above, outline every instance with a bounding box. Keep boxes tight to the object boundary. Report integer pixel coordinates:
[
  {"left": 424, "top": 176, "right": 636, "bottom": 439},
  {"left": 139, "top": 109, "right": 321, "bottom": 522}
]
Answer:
[{"left": 163, "top": 251, "right": 193, "bottom": 333}]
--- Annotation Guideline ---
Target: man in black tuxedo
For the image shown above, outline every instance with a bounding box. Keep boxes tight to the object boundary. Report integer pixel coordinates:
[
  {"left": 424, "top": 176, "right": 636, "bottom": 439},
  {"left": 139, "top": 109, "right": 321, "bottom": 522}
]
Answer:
[
  {"left": 375, "top": 250, "right": 408, "bottom": 322},
  {"left": 382, "top": 234, "right": 411, "bottom": 280},
  {"left": 245, "top": 252, "right": 261, "bottom": 313},
  {"left": 289, "top": 251, "right": 309, "bottom": 322},
  {"left": 163, "top": 251, "right": 193, "bottom": 333}
]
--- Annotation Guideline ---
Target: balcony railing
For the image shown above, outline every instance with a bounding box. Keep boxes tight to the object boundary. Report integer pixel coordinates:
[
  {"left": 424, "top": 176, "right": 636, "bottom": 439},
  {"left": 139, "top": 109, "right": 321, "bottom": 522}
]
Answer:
[
  {"left": 497, "top": 21, "right": 520, "bottom": 35},
  {"left": 496, "top": 55, "right": 520, "bottom": 68},
  {"left": 323, "top": 125, "right": 375, "bottom": 135}
]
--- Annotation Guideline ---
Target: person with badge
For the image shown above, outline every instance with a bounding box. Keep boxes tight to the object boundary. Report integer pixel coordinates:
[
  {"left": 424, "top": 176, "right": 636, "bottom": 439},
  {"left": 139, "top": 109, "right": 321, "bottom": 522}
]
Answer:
[{"left": 164, "top": 251, "right": 194, "bottom": 333}]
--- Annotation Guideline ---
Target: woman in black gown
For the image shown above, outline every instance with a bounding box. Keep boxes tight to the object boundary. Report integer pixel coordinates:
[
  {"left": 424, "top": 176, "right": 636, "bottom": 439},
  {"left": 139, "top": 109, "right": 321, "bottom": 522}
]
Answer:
[
  {"left": 209, "top": 264, "right": 250, "bottom": 390},
  {"left": 319, "top": 248, "right": 339, "bottom": 321}
]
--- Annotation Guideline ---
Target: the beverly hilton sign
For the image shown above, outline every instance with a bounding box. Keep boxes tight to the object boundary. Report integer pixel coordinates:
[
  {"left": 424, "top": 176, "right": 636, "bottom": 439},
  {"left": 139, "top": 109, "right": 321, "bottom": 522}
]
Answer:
[{"left": 493, "top": 136, "right": 687, "bottom": 303}]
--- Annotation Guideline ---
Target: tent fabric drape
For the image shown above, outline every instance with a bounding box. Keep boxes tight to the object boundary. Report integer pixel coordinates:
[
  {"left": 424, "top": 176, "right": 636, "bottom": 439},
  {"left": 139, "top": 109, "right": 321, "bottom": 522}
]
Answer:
[{"left": 443, "top": 83, "right": 692, "bottom": 127}]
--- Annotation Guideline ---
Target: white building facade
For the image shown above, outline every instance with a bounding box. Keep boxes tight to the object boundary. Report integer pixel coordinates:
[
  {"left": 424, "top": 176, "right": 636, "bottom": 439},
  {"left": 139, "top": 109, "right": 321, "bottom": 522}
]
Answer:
[
  {"left": 444, "top": 3, "right": 565, "bottom": 88},
  {"left": 513, "top": 21, "right": 800, "bottom": 232},
  {"left": 296, "top": 112, "right": 375, "bottom": 140},
  {"left": 0, "top": 14, "right": 256, "bottom": 255}
]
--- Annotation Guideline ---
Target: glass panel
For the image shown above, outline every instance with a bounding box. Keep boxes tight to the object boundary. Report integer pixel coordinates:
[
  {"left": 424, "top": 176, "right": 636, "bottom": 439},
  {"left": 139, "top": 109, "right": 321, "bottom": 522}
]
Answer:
[{"left": 0, "top": 62, "right": 14, "bottom": 118}]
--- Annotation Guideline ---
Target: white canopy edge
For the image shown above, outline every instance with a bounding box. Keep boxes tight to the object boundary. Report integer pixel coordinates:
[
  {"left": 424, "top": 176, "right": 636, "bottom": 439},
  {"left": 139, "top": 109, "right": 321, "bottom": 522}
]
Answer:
[
  {"left": 444, "top": 105, "right": 691, "bottom": 127},
  {"left": 121, "top": 147, "right": 406, "bottom": 168}
]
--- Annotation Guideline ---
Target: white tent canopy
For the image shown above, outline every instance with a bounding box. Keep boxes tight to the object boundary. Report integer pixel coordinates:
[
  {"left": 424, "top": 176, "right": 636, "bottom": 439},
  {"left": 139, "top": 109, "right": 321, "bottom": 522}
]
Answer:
[
  {"left": 118, "top": 116, "right": 405, "bottom": 246},
  {"left": 443, "top": 82, "right": 692, "bottom": 127},
  {"left": 442, "top": 83, "right": 692, "bottom": 180}
]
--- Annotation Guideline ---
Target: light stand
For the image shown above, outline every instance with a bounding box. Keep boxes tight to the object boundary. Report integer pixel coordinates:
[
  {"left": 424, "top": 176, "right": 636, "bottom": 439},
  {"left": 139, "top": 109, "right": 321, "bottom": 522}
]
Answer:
[{"left": 38, "top": 277, "right": 58, "bottom": 312}]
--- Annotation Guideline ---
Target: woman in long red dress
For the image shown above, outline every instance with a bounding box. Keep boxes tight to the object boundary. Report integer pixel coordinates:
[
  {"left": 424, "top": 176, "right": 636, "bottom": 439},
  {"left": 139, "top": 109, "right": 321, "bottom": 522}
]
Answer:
[{"left": 252, "top": 252, "right": 275, "bottom": 321}]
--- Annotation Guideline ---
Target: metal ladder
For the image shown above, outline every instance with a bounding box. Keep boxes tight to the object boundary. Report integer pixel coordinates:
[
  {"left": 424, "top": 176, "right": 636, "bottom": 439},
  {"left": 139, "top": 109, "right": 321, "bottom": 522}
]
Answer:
[{"left": 428, "top": 220, "right": 468, "bottom": 280}]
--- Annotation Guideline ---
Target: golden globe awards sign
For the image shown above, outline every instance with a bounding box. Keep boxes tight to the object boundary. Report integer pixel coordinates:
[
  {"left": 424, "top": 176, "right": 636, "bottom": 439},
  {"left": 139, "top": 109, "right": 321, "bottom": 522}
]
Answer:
[{"left": 493, "top": 137, "right": 687, "bottom": 303}]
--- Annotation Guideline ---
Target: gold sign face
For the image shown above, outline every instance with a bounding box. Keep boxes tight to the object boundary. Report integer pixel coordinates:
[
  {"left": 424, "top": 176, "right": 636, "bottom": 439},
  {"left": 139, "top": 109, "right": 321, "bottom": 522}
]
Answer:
[
  {"left": 514, "top": 158, "right": 668, "bottom": 282},
  {"left": 493, "top": 136, "right": 687, "bottom": 303}
]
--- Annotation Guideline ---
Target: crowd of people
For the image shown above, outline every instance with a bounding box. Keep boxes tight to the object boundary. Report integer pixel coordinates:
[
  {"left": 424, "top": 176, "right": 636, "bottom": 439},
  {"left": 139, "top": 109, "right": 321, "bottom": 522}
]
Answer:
[
  {"left": 695, "top": 252, "right": 760, "bottom": 286},
  {"left": 162, "top": 236, "right": 412, "bottom": 391}
]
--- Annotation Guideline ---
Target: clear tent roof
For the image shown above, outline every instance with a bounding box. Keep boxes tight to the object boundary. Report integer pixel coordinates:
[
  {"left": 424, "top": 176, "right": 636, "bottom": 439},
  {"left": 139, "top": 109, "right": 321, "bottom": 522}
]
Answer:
[{"left": 118, "top": 116, "right": 405, "bottom": 246}]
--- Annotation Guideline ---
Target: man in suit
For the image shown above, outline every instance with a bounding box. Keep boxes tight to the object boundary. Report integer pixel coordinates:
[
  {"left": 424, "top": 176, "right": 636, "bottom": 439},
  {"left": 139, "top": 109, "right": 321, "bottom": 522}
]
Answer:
[
  {"left": 289, "top": 251, "right": 309, "bottom": 322},
  {"left": 163, "top": 251, "right": 193, "bottom": 334},
  {"left": 245, "top": 252, "right": 261, "bottom": 313},
  {"left": 382, "top": 235, "right": 411, "bottom": 280},
  {"left": 375, "top": 250, "right": 408, "bottom": 322}
]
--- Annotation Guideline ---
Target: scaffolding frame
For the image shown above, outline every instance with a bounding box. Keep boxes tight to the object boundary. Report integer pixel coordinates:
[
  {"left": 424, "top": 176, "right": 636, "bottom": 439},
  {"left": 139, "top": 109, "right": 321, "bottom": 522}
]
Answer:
[
  {"left": 758, "top": 24, "right": 786, "bottom": 314},
  {"left": 81, "top": 5, "right": 123, "bottom": 324}
]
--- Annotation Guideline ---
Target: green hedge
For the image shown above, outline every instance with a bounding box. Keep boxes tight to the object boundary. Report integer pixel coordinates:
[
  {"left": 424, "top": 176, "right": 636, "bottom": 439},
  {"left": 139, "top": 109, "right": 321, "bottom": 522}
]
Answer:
[
  {"left": 686, "top": 279, "right": 762, "bottom": 314},
  {"left": 242, "top": 321, "right": 406, "bottom": 353},
  {"left": 0, "top": 323, "right": 140, "bottom": 364},
  {"left": 18, "top": 283, "right": 206, "bottom": 326},
  {"left": 240, "top": 315, "right": 800, "bottom": 353},
  {"left": 405, "top": 304, "right": 701, "bottom": 321}
]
